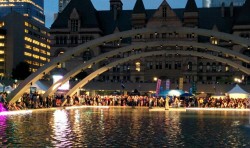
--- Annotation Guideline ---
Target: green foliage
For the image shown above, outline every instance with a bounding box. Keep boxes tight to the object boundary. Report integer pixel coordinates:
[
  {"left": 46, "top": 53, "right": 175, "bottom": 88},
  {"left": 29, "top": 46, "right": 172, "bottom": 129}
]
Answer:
[
  {"left": 12, "top": 62, "right": 31, "bottom": 80},
  {"left": 74, "top": 71, "right": 88, "bottom": 80}
]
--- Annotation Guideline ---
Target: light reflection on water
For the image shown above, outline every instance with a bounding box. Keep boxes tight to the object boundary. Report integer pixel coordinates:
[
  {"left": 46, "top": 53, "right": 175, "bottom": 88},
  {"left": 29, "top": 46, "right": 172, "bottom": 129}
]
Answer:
[{"left": 0, "top": 108, "right": 250, "bottom": 147}]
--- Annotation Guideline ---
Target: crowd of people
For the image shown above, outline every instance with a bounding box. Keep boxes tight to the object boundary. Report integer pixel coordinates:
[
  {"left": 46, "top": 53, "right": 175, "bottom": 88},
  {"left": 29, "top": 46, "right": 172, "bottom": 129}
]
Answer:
[{"left": 0, "top": 92, "right": 249, "bottom": 111}]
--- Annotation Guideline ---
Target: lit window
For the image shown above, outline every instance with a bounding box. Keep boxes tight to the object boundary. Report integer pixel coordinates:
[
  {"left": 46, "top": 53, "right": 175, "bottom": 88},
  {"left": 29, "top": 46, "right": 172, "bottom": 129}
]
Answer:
[
  {"left": 24, "top": 29, "right": 29, "bottom": 33},
  {"left": 0, "top": 58, "right": 4, "bottom": 62},
  {"left": 40, "top": 43, "right": 46, "bottom": 48},
  {"left": 0, "top": 35, "right": 5, "bottom": 39},
  {"left": 0, "top": 22, "right": 4, "bottom": 28},
  {"left": 24, "top": 22, "right": 29, "bottom": 27},
  {"left": 0, "top": 50, "right": 4, "bottom": 54},
  {"left": 24, "top": 52, "right": 32, "bottom": 57},
  {"left": 136, "top": 62, "right": 141, "bottom": 72},
  {"left": 40, "top": 57, "right": 46, "bottom": 61},
  {"left": 0, "top": 43, "right": 4, "bottom": 47},
  {"left": 33, "top": 47, "right": 39, "bottom": 52},
  {"left": 32, "top": 40, "right": 40, "bottom": 45},
  {"left": 40, "top": 49, "right": 46, "bottom": 54},
  {"left": 25, "top": 44, "right": 32, "bottom": 50},
  {"left": 33, "top": 54, "right": 39, "bottom": 59},
  {"left": 211, "top": 37, "right": 218, "bottom": 45},
  {"left": 25, "top": 60, "right": 32, "bottom": 64},
  {"left": 24, "top": 36, "right": 32, "bottom": 42}
]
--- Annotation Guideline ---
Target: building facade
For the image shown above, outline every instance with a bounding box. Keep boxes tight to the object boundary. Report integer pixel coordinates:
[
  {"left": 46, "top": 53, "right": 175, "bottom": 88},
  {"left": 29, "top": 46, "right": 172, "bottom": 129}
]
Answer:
[
  {"left": 0, "top": 12, "right": 50, "bottom": 78},
  {"left": 50, "top": 0, "right": 250, "bottom": 93},
  {"left": 0, "top": 28, "right": 6, "bottom": 77},
  {"left": 0, "top": 0, "right": 45, "bottom": 25},
  {"left": 203, "top": 0, "right": 246, "bottom": 7}
]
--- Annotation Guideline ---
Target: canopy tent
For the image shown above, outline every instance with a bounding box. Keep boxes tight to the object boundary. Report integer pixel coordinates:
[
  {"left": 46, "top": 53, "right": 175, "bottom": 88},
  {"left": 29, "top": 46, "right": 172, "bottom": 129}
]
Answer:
[
  {"left": 227, "top": 84, "right": 249, "bottom": 99},
  {"left": 159, "top": 89, "right": 184, "bottom": 97},
  {"left": 180, "top": 93, "right": 194, "bottom": 97},
  {"left": 4, "top": 85, "right": 13, "bottom": 92}
]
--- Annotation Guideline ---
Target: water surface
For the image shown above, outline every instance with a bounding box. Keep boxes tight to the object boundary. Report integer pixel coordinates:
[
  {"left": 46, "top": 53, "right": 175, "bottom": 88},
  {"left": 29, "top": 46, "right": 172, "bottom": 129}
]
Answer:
[{"left": 0, "top": 107, "right": 250, "bottom": 147}]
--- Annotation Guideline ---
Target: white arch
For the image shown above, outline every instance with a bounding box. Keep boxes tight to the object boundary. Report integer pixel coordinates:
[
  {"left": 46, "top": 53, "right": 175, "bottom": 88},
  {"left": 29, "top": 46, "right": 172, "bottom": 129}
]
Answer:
[
  {"left": 43, "top": 41, "right": 250, "bottom": 99},
  {"left": 62, "top": 50, "right": 250, "bottom": 105},
  {"left": 7, "top": 26, "right": 250, "bottom": 103}
]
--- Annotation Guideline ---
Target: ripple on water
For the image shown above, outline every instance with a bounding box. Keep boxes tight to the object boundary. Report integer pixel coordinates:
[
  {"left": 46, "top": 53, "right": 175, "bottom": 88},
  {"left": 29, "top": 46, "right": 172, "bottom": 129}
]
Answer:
[{"left": 0, "top": 108, "right": 250, "bottom": 147}]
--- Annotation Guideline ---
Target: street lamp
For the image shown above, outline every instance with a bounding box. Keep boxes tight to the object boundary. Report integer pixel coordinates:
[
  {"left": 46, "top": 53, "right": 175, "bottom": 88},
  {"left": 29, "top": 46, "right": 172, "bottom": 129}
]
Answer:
[{"left": 153, "top": 77, "right": 158, "bottom": 82}]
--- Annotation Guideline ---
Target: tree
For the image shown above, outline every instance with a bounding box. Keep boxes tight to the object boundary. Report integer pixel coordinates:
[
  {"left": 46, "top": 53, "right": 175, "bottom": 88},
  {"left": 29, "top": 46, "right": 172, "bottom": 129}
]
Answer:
[
  {"left": 74, "top": 71, "right": 88, "bottom": 80},
  {"left": 12, "top": 62, "right": 31, "bottom": 80}
]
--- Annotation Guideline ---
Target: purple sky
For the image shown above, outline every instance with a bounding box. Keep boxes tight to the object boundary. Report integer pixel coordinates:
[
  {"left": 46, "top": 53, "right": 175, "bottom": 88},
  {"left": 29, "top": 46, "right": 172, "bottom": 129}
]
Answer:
[{"left": 44, "top": 0, "right": 202, "bottom": 28}]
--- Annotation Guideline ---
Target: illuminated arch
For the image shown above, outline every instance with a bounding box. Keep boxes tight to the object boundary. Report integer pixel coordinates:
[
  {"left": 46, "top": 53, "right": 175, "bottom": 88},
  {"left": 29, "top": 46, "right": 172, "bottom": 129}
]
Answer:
[
  {"left": 60, "top": 50, "right": 250, "bottom": 106},
  {"left": 7, "top": 26, "right": 250, "bottom": 103},
  {"left": 43, "top": 41, "right": 250, "bottom": 98}
]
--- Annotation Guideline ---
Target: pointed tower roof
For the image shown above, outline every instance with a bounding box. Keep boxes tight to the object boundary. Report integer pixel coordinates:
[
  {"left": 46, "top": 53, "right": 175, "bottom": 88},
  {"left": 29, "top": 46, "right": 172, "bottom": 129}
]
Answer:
[
  {"left": 184, "top": 0, "right": 198, "bottom": 12},
  {"left": 133, "top": 0, "right": 146, "bottom": 14},
  {"left": 235, "top": 0, "right": 250, "bottom": 25},
  {"left": 51, "top": 0, "right": 99, "bottom": 28}
]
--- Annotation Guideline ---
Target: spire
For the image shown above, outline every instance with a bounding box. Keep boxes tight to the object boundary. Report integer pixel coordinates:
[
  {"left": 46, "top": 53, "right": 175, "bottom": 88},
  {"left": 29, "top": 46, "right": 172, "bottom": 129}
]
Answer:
[
  {"left": 133, "top": 0, "right": 146, "bottom": 14},
  {"left": 184, "top": 0, "right": 198, "bottom": 12},
  {"left": 110, "top": 0, "right": 123, "bottom": 11},
  {"left": 235, "top": 0, "right": 250, "bottom": 25}
]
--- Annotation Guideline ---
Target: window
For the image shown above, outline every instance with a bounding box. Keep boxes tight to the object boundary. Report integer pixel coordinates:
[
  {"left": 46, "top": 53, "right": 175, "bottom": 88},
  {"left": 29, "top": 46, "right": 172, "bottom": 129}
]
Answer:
[
  {"left": 162, "top": 7, "right": 167, "bottom": 18},
  {"left": 187, "top": 62, "right": 192, "bottom": 71},
  {"left": 70, "top": 36, "right": 78, "bottom": 44},
  {"left": 135, "top": 62, "right": 141, "bottom": 72},
  {"left": 175, "top": 61, "right": 181, "bottom": 70},
  {"left": 210, "top": 37, "right": 218, "bottom": 45},
  {"left": 71, "top": 19, "right": 78, "bottom": 32},
  {"left": 150, "top": 34, "right": 154, "bottom": 39},
  {"left": 212, "top": 63, "right": 216, "bottom": 72},
  {"left": 150, "top": 62, "right": 153, "bottom": 69},
  {"left": 206, "top": 63, "right": 211, "bottom": 72},
  {"left": 217, "top": 63, "right": 222, "bottom": 72},
  {"left": 162, "top": 33, "right": 166, "bottom": 39},
  {"left": 198, "top": 63, "right": 203, "bottom": 72},
  {"left": 82, "top": 51, "right": 92, "bottom": 62},
  {"left": 159, "top": 61, "right": 162, "bottom": 69},
  {"left": 165, "top": 61, "right": 172, "bottom": 69}
]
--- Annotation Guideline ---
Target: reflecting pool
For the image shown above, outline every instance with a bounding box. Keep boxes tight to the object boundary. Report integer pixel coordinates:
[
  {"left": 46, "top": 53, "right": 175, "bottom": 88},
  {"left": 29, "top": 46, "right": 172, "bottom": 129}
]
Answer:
[{"left": 0, "top": 107, "right": 250, "bottom": 147}]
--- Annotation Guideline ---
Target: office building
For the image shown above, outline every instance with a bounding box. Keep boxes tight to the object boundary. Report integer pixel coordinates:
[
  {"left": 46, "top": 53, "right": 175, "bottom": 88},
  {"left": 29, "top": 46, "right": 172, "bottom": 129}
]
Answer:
[
  {"left": 0, "top": 0, "right": 45, "bottom": 25},
  {"left": 0, "top": 12, "right": 50, "bottom": 77}
]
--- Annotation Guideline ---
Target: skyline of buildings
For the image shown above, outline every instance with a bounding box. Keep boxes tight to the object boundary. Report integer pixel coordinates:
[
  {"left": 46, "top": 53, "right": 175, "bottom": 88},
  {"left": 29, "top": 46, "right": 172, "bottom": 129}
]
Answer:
[
  {"left": 58, "top": 0, "right": 71, "bottom": 12},
  {"left": 202, "top": 0, "right": 246, "bottom": 7},
  {"left": 0, "top": 0, "right": 249, "bottom": 94}
]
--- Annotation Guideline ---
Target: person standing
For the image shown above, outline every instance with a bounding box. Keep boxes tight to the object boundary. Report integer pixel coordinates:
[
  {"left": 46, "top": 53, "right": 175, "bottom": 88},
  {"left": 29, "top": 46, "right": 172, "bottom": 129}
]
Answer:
[{"left": 165, "top": 96, "right": 170, "bottom": 110}]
